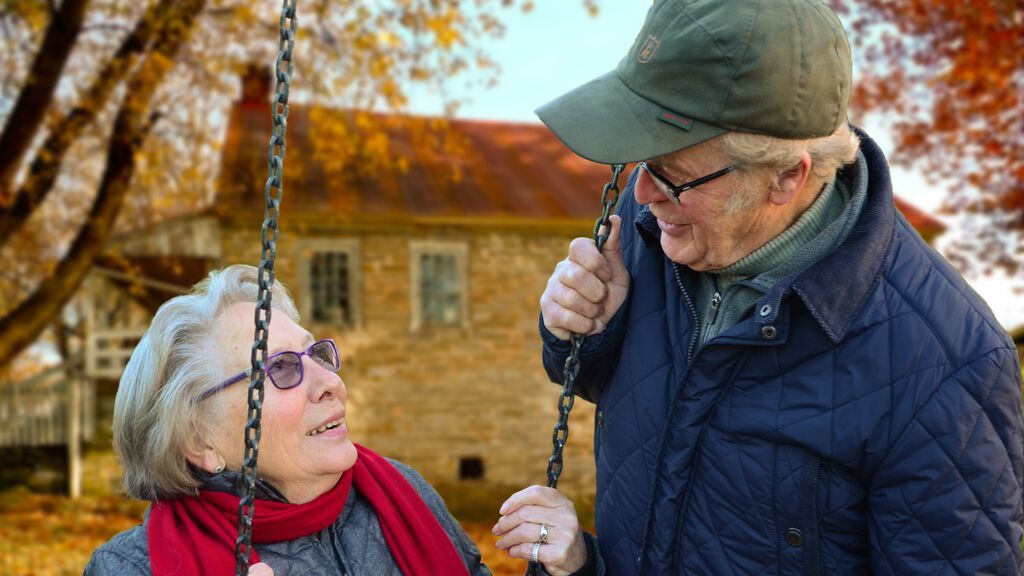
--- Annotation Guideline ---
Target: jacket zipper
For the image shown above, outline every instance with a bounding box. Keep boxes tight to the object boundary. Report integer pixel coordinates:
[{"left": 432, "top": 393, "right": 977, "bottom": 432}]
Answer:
[
  {"left": 673, "top": 263, "right": 701, "bottom": 363},
  {"left": 703, "top": 291, "right": 722, "bottom": 344},
  {"left": 709, "top": 292, "right": 721, "bottom": 324}
]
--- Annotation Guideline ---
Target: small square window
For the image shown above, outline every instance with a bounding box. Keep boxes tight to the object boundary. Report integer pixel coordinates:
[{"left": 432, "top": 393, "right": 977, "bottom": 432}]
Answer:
[{"left": 459, "top": 456, "right": 485, "bottom": 480}]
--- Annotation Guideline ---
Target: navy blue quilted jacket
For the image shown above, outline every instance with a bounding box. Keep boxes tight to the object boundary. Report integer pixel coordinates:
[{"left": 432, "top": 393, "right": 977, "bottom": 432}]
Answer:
[{"left": 541, "top": 130, "right": 1024, "bottom": 575}]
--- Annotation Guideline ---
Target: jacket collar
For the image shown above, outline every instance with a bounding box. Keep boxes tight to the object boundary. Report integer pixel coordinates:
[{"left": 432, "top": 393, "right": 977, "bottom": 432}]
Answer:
[
  {"left": 786, "top": 127, "right": 894, "bottom": 343},
  {"left": 633, "top": 126, "right": 895, "bottom": 344},
  {"left": 196, "top": 468, "right": 290, "bottom": 502}
]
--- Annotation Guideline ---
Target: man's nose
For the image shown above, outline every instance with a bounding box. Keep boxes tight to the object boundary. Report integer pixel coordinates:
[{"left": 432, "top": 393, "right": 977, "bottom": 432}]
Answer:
[{"left": 634, "top": 168, "right": 665, "bottom": 205}]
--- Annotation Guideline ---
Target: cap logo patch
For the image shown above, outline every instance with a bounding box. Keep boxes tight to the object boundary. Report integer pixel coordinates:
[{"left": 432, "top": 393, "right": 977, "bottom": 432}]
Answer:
[
  {"left": 638, "top": 35, "right": 661, "bottom": 64},
  {"left": 658, "top": 111, "right": 695, "bottom": 131}
]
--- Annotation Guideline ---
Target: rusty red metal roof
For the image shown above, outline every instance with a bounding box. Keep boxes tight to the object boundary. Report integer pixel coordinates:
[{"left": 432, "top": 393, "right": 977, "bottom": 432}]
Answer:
[{"left": 216, "top": 102, "right": 945, "bottom": 234}]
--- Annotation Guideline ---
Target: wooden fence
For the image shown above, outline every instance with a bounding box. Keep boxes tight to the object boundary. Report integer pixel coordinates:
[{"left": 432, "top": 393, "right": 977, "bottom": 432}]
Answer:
[{"left": 0, "top": 356, "right": 95, "bottom": 497}]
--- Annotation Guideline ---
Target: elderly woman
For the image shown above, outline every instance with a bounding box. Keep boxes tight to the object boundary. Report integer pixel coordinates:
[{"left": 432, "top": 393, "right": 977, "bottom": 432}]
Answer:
[{"left": 84, "top": 265, "right": 593, "bottom": 576}]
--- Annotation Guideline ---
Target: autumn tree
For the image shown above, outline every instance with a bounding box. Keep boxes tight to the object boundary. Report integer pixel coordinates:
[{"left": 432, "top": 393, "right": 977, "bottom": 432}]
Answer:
[
  {"left": 0, "top": 0, "right": 544, "bottom": 369},
  {"left": 830, "top": 0, "right": 1024, "bottom": 273}
]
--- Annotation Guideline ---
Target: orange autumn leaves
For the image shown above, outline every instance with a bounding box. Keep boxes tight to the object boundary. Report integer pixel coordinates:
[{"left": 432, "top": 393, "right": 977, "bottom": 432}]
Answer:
[{"left": 831, "top": 0, "right": 1024, "bottom": 272}]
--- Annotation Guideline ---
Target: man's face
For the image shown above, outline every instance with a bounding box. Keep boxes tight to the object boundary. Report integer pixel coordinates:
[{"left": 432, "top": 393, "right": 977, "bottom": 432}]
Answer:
[{"left": 634, "top": 142, "right": 769, "bottom": 271}]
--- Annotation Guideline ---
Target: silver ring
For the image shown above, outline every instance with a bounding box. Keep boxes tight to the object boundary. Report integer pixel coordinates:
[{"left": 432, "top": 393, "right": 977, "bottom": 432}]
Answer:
[
  {"left": 538, "top": 523, "right": 549, "bottom": 544},
  {"left": 531, "top": 541, "right": 541, "bottom": 563}
]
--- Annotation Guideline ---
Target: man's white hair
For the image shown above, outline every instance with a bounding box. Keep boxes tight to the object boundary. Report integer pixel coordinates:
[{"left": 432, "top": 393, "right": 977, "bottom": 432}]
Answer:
[
  {"left": 711, "top": 123, "right": 861, "bottom": 213},
  {"left": 113, "top": 264, "right": 299, "bottom": 500}
]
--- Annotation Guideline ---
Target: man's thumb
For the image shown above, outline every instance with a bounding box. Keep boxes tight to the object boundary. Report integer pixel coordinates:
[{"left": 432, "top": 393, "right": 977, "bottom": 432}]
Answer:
[{"left": 602, "top": 215, "right": 625, "bottom": 268}]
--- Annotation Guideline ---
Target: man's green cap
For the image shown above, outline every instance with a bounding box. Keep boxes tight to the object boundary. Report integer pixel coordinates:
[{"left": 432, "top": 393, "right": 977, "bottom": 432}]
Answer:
[{"left": 536, "top": 0, "right": 852, "bottom": 164}]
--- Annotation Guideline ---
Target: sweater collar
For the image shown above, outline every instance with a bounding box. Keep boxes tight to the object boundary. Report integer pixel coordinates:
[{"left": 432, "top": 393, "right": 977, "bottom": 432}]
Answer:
[{"left": 712, "top": 176, "right": 847, "bottom": 290}]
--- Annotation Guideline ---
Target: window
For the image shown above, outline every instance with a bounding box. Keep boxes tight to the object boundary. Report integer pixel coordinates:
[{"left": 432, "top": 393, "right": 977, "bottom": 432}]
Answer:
[
  {"left": 410, "top": 241, "right": 468, "bottom": 331},
  {"left": 299, "top": 239, "right": 360, "bottom": 328},
  {"left": 420, "top": 253, "right": 460, "bottom": 325},
  {"left": 311, "top": 252, "right": 351, "bottom": 325}
]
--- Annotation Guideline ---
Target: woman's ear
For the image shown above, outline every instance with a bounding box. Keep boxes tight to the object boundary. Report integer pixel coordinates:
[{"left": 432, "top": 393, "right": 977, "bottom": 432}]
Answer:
[
  {"left": 185, "top": 444, "right": 226, "bottom": 474},
  {"left": 768, "top": 150, "right": 812, "bottom": 206}
]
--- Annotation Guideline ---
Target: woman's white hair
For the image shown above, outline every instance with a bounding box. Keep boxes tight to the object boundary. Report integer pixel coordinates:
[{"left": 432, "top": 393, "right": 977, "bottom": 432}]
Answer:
[
  {"left": 113, "top": 264, "right": 299, "bottom": 500},
  {"left": 710, "top": 123, "right": 861, "bottom": 213}
]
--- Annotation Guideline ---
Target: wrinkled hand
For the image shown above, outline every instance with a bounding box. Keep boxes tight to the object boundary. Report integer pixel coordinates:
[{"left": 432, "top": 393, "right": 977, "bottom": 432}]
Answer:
[
  {"left": 248, "top": 562, "right": 274, "bottom": 575},
  {"left": 541, "top": 215, "right": 629, "bottom": 340},
  {"left": 492, "top": 486, "right": 587, "bottom": 576}
]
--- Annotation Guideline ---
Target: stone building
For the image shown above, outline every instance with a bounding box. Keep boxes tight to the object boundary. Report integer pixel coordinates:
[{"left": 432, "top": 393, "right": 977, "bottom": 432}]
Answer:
[
  {"left": 81, "top": 75, "right": 946, "bottom": 499},
  {"left": 1011, "top": 325, "right": 1024, "bottom": 366}
]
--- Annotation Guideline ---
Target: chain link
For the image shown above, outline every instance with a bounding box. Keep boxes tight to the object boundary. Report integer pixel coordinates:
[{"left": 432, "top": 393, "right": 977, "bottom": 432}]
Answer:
[
  {"left": 526, "top": 163, "right": 625, "bottom": 576},
  {"left": 235, "top": 2, "right": 296, "bottom": 575}
]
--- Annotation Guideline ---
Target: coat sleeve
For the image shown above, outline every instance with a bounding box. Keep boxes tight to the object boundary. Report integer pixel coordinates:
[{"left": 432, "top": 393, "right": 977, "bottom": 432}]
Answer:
[
  {"left": 82, "top": 543, "right": 150, "bottom": 575},
  {"left": 539, "top": 305, "right": 628, "bottom": 405},
  {"left": 867, "top": 346, "right": 1024, "bottom": 575},
  {"left": 538, "top": 170, "right": 638, "bottom": 405},
  {"left": 388, "top": 460, "right": 492, "bottom": 576}
]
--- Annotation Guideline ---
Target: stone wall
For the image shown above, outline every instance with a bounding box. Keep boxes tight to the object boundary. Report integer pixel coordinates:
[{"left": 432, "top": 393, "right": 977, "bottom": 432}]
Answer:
[{"left": 220, "top": 221, "right": 599, "bottom": 497}]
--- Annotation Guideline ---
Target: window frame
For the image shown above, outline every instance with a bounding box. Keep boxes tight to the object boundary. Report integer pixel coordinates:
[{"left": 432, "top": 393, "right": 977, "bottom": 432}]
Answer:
[
  {"left": 298, "top": 238, "right": 362, "bottom": 330},
  {"left": 409, "top": 240, "right": 469, "bottom": 332}
]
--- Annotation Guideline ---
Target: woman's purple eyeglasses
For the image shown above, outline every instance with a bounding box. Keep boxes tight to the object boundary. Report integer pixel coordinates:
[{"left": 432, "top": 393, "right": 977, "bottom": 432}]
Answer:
[{"left": 199, "top": 339, "right": 340, "bottom": 402}]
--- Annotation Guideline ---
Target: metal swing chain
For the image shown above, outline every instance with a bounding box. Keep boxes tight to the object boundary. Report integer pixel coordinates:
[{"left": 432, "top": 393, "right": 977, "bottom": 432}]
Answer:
[
  {"left": 235, "top": 2, "right": 297, "bottom": 575},
  {"left": 526, "top": 163, "right": 626, "bottom": 576}
]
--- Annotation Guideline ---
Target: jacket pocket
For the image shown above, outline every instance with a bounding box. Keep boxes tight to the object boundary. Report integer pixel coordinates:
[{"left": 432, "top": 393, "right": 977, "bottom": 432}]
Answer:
[{"left": 797, "top": 451, "right": 822, "bottom": 576}]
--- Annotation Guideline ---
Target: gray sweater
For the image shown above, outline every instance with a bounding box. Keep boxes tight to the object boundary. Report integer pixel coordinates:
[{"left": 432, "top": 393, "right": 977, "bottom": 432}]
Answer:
[{"left": 83, "top": 460, "right": 490, "bottom": 576}]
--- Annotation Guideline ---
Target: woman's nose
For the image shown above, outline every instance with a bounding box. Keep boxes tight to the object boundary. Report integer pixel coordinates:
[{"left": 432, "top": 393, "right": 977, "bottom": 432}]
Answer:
[{"left": 305, "top": 357, "right": 346, "bottom": 403}]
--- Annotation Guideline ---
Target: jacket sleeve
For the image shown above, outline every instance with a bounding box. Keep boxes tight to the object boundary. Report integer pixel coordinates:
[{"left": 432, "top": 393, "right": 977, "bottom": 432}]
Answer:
[
  {"left": 539, "top": 170, "right": 638, "bottom": 405},
  {"left": 540, "top": 303, "right": 628, "bottom": 405},
  {"left": 867, "top": 347, "right": 1024, "bottom": 575},
  {"left": 82, "top": 547, "right": 150, "bottom": 576},
  {"left": 388, "top": 460, "right": 492, "bottom": 576},
  {"left": 540, "top": 170, "right": 634, "bottom": 403},
  {"left": 576, "top": 531, "right": 607, "bottom": 576}
]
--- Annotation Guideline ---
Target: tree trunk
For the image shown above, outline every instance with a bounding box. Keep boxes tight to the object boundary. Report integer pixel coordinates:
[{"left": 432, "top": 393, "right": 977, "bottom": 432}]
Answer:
[
  {"left": 0, "top": 0, "right": 208, "bottom": 370},
  {"left": 0, "top": 0, "right": 90, "bottom": 200},
  {"left": 0, "top": 0, "right": 179, "bottom": 246}
]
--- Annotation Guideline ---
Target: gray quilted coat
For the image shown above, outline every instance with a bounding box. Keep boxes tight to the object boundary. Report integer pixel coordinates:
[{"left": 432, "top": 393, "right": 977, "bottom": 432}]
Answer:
[{"left": 84, "top": 460, "right": 490, "bottom": 576}]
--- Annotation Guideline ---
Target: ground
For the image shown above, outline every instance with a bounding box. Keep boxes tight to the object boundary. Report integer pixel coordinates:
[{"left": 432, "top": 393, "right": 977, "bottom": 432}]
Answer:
[{"left": 0, "top": 449, "right": 592, "bottom": 575}]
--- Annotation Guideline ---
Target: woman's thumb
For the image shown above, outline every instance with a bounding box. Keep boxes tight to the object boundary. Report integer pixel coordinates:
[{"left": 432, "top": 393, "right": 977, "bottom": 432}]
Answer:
[{"left": 248, "top": 562, "right": 274, "bottom": 576}]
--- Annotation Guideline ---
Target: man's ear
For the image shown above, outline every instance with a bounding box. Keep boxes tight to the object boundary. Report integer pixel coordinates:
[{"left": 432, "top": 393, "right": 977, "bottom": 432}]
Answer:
[
  {"left": 185, "top": 443, "right": 225, "bottom": 474},
  {"left": 768, "top": 150, "right": 812, "bottom": 206}
]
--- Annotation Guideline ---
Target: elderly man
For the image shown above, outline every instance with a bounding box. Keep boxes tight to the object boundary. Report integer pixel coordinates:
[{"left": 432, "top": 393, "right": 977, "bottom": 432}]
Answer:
[{"left": 535, "top": 0, "right": 1024, "bottom": 574}]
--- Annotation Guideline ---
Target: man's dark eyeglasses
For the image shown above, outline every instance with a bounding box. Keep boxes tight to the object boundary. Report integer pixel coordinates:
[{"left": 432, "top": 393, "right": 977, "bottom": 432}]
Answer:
[
  {"left": 639, "top": 161, "right": 737, "bottom": 205},
  {"left": 199, "top": 339, "right": 341, "bottom": 402}
]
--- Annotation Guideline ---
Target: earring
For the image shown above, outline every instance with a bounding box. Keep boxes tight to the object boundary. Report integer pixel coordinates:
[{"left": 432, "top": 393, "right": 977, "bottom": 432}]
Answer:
[{"left": 215, "top": 464, "right": 224, "bottom": 474}]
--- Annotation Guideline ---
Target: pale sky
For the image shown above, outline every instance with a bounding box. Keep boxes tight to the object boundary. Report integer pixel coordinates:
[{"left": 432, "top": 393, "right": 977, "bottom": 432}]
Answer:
[{"left": 407, "top": 1, "right": 1023, "bottom": 331}]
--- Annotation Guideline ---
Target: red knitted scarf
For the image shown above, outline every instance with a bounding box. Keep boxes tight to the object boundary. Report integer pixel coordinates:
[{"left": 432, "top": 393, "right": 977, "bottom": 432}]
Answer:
[{"left": 147, "top": 444, "right": 469, "bottom": 576}]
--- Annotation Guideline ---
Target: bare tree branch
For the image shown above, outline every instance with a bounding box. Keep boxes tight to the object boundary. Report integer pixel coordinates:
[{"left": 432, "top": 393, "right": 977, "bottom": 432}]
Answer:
[
  {"left": 0, "top": 0, "right": 178, "bottom": 246},
  {"left": 0, "top": 0, "right": 208, "bottom": 369},
  {"left": 0, "top": 0, "right": 89, "bottom": 200}
]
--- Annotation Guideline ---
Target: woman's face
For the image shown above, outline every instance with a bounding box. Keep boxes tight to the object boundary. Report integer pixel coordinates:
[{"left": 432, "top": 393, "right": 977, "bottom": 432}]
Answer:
[{"left": 207, "top": 302, "right": 357, "bottom": 502}]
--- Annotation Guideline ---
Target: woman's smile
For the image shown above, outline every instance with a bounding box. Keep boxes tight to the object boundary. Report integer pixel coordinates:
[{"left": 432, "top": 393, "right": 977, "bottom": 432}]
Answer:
[
  {"left": 304, "top": 411, "right": 349, "bottom": 439},
  {"left": 306, "top": 421, "right": 348, "bottom": 440}
]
